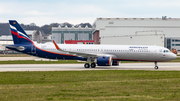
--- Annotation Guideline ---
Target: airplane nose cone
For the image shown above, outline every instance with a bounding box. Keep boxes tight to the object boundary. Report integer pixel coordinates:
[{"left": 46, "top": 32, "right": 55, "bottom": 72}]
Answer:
[{"left": 171, "top": 53, "right": 177, "bottom": 60}]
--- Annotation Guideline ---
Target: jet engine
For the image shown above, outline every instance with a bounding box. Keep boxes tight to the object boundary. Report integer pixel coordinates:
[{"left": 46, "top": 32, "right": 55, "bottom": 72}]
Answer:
[{"left": 97, "top": 56, "right": 112, "bottom": 66}]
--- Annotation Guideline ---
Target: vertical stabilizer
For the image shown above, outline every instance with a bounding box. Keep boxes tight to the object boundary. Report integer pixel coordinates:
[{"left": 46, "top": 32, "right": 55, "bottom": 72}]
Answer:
[{"left": 9, "top": 20, "right": 33, "bottom": 44}]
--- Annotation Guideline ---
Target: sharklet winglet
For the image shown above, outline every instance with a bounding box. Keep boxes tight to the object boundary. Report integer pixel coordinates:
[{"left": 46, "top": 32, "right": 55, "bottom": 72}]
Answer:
[{"left": 53, "top": 40, "right": 60, "bottom": 50}]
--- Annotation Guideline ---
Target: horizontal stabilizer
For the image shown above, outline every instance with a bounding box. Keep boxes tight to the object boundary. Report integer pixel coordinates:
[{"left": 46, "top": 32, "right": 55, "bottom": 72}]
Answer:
[{"left": 6, "top": 45, "right": 25, "bottom": 51}]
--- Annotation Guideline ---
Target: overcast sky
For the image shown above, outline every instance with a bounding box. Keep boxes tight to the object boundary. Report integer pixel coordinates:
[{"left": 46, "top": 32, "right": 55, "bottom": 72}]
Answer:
[{"left": 1, "top": 0, "right": 180, "bottom": 26}]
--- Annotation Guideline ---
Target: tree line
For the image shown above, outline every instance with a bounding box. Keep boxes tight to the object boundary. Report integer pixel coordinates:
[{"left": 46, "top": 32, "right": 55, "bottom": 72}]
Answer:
[{"left": 0, "top": 22, "right": 92, "bottom": 36}]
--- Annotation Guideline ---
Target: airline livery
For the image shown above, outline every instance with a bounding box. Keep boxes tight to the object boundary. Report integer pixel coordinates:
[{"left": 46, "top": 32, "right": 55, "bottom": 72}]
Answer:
[{"left": 6, "top": 20, "right": 177, "bottom": 69}]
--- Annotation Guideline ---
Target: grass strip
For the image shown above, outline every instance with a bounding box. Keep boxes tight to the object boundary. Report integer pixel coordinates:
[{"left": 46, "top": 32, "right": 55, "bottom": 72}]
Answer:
[
  {"left": 0, "top": 54, "right": 30, "bottom": 57},
  {"left": 0, "top": 70, "right": 180, "bottom": 101}
]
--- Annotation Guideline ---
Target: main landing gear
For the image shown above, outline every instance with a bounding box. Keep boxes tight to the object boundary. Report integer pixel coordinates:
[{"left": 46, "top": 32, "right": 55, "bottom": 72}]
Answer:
[
  {"left": 154, "top": 61, "right": 158, "bottom": 70},
  {"left": 84, "top": 58, "right": 96, "bottom": 68},
  {"left": 84, "top": 63, "right": 96, "bottom": 68}
]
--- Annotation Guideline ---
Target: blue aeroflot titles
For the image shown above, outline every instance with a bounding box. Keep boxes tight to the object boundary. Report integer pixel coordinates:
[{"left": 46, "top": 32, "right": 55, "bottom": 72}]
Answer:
[
  {"left": 129, "top": 46, "right": 148, "bottom": 48},
  {"left": 6, "top": 20, "right": 177, "bottom": 69}
]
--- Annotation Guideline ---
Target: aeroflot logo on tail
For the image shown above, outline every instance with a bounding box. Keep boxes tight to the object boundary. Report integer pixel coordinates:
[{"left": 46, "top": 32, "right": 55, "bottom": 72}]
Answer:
[{"left": 129, "top": 46, "right": 148, "bottom": 48}]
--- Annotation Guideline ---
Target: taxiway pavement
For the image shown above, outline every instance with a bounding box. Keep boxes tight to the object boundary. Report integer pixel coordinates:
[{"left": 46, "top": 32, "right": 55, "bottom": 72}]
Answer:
[{"left": 0, "top": 63, "right": 180, "bottom": 72}]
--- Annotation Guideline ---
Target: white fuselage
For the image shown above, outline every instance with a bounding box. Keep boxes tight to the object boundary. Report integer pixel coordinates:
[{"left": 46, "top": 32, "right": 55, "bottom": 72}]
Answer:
[{"left": 35, "top": 43, "right": 177, "bottom": 62}]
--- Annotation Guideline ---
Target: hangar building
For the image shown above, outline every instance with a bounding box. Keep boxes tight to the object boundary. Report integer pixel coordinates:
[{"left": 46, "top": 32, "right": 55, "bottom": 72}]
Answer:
[
  {"left": 52, "top": 25, "right": 94, "bottom": 44},
  {"left": 93, "top": 17, "right": 180, "bottom": 51}
]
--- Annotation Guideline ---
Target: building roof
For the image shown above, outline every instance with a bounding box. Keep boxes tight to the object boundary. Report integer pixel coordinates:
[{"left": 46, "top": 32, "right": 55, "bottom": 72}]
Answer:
[{"left": 96, "top": 18, "right": 180, "bottom": 21}]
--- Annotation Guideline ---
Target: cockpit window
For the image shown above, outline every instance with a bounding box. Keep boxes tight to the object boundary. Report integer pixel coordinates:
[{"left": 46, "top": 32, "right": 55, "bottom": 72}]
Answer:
[{"left": 163, "top": 50, "right": 171, "bottom": 53}]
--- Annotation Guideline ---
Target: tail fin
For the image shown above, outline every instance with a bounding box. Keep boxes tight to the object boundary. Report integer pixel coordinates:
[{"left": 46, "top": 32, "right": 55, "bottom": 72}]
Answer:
[{"left": 9, "top": 20, "right": 33, "bottom": 44}]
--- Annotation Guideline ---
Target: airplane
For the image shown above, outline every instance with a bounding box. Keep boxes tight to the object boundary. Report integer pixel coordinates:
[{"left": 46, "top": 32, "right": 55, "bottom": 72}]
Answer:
[{"left": 6, "top": 20, "right": 177, "bottom": 69}]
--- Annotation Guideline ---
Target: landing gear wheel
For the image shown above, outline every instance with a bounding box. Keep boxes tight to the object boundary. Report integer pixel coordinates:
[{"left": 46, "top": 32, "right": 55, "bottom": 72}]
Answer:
[
  {"left": 154, "top": 66, "right": 158, "bottom": 70},
  {"left": 84, "top": 63, "right": 90, "bottom": 68},
  {"left": 91, "top": 63, "right": 96, "bottom": 68}
]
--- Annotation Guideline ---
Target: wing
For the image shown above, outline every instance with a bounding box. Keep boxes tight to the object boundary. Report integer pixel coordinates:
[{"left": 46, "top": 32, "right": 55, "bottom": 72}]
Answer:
[{"left": 52, "top": 40, "right": 116, "bottom": 58}]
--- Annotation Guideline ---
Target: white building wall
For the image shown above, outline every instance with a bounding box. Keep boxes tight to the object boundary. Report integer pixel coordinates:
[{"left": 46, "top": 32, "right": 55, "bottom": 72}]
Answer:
[
  {"left": 93, "top": 18, "right": 180, "bottom": 47},
  {"left": 95, "top": 18, "right": 180, "bottom": 37},
  {"left": 100, "top": 26, "right": 180, "bottom": 37},
  {"left": 0, "top": 41, "right": 13, "bottom": 45},
  {"left": 100, "top": 34, "right": 164, "bottom": 46}
]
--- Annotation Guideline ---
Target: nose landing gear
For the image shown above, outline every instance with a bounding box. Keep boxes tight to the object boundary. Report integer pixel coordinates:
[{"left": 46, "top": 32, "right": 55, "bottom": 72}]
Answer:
[{"left": 154, "top": 62, "right": 158, "bottom": 70}]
